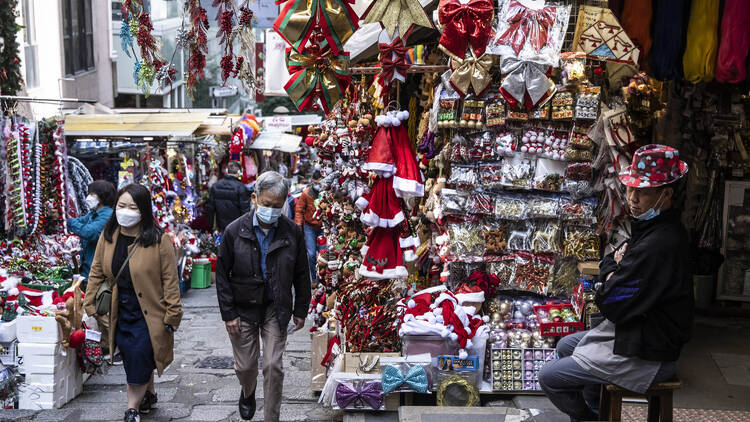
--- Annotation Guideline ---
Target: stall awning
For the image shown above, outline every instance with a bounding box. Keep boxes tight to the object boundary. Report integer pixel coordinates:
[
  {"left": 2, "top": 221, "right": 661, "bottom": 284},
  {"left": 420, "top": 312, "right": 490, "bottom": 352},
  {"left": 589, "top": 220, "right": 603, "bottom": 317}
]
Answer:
[
  {"left": 64, "top": 112, "right": 212, "bottom": 137},
  {"left": 247, "top": 132, "right": 303, "bottom": 153}
]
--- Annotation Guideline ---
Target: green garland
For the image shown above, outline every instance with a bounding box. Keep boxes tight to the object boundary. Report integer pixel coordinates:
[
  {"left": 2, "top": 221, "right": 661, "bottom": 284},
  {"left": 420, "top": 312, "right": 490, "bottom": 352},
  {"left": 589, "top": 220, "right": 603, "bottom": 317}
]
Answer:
[{"left": 0, "top": 0, "right": 24, "bottom": 95}]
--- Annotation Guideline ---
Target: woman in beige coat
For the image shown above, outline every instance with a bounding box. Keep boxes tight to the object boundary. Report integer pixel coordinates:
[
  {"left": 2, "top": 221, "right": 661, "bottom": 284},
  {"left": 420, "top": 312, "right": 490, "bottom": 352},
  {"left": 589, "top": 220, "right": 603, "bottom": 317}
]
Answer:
[{"left": 84, "top": 184, "right": 183, "bottom": 422}]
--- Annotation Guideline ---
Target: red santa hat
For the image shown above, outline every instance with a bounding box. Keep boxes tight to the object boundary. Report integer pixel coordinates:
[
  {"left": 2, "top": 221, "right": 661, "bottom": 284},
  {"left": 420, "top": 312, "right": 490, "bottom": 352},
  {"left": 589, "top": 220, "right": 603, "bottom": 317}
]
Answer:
[
  {"left": 363, "top": 126, "right": 396, "bottom": 177},
  {"left": 403, "top": 292, "right": 431, "bottom": 322},
  {"left": 454, "top": 284, "right": 486, "bottom": 305},
  {"left": 390, "top": 124, "right": 425, "bottom": 199},
  {"left": 356, "top": 177, "right": 405, "bottom": 228},
  {"left": 359, "top": 227, "right": 408, "bottom": 279}
]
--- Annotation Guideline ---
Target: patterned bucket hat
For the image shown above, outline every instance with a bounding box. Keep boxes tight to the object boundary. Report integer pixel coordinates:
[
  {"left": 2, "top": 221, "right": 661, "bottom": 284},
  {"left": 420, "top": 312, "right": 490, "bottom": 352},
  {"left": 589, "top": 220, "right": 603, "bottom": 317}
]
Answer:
[{"left": 618, "top": 144, "right": 688, "bottom": 188}]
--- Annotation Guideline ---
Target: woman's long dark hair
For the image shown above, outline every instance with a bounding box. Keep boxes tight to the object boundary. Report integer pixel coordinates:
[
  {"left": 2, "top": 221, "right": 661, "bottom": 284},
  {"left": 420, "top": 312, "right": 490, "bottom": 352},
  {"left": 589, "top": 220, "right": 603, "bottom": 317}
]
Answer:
[{"left": 103, "top": 184, "right": 162, "bottom": 247}]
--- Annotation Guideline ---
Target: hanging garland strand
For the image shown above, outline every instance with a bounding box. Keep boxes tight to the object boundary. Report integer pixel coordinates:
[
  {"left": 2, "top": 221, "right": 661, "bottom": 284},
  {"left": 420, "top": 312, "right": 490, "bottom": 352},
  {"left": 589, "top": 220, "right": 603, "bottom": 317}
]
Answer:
[
  {"left": 185, "top": 0, "right": 210, "bottom": 98},
  {"left": 121, "top": 0, "right": 166, "bottom": 96},
  {"left": 0, "top": 0, "right": 24, "bottom": 95},
  {"left": 213, "top": 0, "right": 261, "bottom": 91}
]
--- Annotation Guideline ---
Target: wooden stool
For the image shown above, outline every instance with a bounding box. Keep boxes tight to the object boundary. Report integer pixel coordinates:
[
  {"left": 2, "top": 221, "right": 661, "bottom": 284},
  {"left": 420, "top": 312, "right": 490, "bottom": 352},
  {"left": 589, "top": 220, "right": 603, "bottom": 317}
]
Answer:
[{"left": 598, "top": 380, "right": 682, "bottom": 422}]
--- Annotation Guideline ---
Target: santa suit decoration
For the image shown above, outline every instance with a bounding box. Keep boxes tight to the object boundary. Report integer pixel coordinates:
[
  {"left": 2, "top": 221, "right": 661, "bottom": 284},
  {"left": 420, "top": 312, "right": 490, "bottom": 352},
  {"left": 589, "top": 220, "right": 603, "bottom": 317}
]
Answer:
[
  {"left": 356, "top": 177, "right": 405, "bottom": 228},
  {"left": 359, "top": 227, "right": 408, "bottom": 280}
]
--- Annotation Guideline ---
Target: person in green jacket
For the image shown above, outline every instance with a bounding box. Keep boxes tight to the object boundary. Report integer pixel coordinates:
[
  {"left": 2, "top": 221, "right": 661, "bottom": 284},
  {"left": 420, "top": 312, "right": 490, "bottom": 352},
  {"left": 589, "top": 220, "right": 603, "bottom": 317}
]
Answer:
[{"left": 69, "top": 180, "right": 116, "bottom": 284}]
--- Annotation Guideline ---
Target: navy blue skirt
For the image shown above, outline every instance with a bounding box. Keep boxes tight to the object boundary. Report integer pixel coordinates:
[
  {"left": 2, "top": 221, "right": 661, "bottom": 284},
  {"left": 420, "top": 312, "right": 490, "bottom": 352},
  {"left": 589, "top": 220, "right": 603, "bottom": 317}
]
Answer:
[{"left": 115, "top": 288, "right": 156, "bottom": 385}]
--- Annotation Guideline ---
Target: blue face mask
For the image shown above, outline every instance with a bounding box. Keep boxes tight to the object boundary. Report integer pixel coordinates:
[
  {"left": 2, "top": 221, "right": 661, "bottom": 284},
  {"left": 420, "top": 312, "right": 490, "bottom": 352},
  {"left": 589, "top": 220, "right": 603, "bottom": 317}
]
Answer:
[
  {"left": 633, "top": 192, "right": 664, "bottom": 221},
  {"left": 256, "top": 205, "right": 282, "bottom": 224}
]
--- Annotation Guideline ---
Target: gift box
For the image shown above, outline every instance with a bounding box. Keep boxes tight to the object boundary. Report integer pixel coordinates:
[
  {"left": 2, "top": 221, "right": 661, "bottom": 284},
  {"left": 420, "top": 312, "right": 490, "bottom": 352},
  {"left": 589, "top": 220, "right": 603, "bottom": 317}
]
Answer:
[{"left": 533, "top": 304, "right": 584, "bottom": 337}]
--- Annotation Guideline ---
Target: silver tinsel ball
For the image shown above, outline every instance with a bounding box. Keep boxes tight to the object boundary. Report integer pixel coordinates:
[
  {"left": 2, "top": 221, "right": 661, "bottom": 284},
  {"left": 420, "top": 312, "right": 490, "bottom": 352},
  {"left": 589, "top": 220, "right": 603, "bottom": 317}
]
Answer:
[{"left": 175, "top": 28, "right": 190, "bottom": 50}]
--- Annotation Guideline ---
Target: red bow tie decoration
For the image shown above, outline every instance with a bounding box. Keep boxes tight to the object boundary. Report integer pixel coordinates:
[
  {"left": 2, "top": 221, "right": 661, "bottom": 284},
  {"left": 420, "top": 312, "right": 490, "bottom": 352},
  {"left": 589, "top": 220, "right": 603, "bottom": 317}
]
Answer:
[
  {"left": 378, "top": 37, "right": 411, "bottom": 87},
  {"left": 438, "top": 0, "right": 495, "bottom": 58}
]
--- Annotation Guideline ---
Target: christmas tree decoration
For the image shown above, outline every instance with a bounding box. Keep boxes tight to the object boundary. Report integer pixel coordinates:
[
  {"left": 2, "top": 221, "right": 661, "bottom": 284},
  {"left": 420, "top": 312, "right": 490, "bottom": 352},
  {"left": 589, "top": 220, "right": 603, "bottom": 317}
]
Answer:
[
  {"left": 0, "top": 0, "right": 23, "bottom": 95},
  {"left": 284, "top": 40, "right": 351, "bottom": 114},
  {"left": 275, "top": 0, "right": 359, "bottom": 55}
]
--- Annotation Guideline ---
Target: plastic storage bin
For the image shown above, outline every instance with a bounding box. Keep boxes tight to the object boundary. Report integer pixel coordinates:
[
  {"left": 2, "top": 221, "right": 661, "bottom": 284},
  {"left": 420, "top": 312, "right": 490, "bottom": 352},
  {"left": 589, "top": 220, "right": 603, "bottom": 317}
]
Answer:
[
  {"left": 190, "top": 263, "right": 211, "bottom": 289},
  {"left": 402, "top": 335, "right": 458, "bottom": 358}
]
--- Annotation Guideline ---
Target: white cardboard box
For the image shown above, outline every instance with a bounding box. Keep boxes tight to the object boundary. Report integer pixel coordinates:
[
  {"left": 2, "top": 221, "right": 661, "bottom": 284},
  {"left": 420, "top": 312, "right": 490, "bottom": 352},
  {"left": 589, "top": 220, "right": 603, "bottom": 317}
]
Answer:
[
  {"left": 0, "top": 319, "right": 17, "bottom": 342},
  {"left": 17, "top": 342, "right": 62, "bottom": 356},
  {"left": 16, "top": 316, "right": 61, "bottom": 344}
]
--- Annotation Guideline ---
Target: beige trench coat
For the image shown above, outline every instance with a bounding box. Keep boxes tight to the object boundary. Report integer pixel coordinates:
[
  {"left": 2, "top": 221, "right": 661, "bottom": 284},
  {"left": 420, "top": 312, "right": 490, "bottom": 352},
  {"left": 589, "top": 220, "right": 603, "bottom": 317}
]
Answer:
[{"left": 83, "top": 230, "right": 183, "bottom": 376}]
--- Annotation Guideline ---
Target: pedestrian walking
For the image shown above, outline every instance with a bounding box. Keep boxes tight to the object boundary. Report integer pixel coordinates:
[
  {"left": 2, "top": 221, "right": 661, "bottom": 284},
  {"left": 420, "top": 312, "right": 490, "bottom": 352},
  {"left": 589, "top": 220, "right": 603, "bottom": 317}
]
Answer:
[
  {"left": 539, "top": 145, "right": 694, "bottom": 421},
  {"left": 216, "top": 170, "right": 312, "bottom": 421},
  {"left": 294, "top": 170, "right": 323, "bottom": 286},
  {"left": 68, "top": 180, "right": 116, "bottom": 357},
  {"left": 84, "top": 184, "right": 183, "bottom": 422},
  {"left": 206, "top": 161, "right": 252, "bottom": 232}
]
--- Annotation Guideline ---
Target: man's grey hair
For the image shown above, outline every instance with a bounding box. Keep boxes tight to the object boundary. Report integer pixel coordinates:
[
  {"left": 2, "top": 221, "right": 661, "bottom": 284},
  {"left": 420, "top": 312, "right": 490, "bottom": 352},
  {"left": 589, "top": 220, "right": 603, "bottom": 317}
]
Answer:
[{"left": 255, "top": 170, "right": 289, "bottom": 199}]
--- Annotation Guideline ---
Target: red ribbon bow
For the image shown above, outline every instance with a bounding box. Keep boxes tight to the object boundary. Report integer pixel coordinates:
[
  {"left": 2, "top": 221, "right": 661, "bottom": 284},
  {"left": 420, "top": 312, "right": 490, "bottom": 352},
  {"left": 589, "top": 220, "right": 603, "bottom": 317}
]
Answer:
[
  {"left": 379, "top": 37, "right": 410, "bottom": 85},
  {"left": 438, "top": 0, "right": 495, "bottom": 58},
  {"left": 496, "top": 0, "right": 557, "bottom": 56}
]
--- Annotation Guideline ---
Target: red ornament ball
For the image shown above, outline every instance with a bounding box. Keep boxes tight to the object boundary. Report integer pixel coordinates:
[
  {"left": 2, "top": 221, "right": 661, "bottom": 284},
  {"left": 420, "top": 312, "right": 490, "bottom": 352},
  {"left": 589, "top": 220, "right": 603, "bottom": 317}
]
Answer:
[{"left": 69, "top": 329, "right": 86, "bottom": 349}]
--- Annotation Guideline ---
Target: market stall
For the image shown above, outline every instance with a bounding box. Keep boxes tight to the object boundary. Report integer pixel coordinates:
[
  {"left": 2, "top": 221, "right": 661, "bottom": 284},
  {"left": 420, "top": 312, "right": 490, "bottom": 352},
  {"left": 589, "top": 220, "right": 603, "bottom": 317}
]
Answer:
[{"left": 274, "top": 0, "right": 750, "bottom": 411}]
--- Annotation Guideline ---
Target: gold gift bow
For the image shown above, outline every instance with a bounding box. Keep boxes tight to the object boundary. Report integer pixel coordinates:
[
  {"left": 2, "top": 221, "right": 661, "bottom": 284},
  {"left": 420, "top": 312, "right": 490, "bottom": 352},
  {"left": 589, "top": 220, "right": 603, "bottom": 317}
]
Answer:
[
  {"left": 363, "top": 0, "right": 434, "bottom": 39},
  {"left": 285, "top": 47, "right": 351, "bottom": 112},
  {"left": 276, "top": 0, "right": 358, "bottom": 53},
  {"left": 443, "top": 47, "right": 496, "bottom": 97}
]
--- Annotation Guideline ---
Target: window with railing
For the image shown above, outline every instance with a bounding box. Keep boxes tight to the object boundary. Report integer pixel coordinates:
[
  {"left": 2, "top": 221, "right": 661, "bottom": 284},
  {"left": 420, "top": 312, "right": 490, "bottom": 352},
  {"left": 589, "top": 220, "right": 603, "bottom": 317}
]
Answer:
[{"left": 63, "top": 0, "right": 95, "bottom": 75}]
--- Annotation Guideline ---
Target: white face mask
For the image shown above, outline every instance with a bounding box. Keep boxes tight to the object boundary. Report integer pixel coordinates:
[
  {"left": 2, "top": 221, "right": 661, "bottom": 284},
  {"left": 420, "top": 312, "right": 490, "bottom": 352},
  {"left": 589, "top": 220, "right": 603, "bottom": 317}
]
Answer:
[
  {"left": 85, "top": 195, "right": 100, "bottom": 210},
  {"left": 116, "top": 209, "right": 142, "bottom": 228}
]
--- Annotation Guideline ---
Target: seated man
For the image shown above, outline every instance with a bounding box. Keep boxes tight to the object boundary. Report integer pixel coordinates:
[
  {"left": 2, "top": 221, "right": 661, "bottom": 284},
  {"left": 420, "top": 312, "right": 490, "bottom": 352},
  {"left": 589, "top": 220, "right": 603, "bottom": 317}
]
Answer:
[{"left": 539, "top": 145, "right": 694, "bottom": 422}]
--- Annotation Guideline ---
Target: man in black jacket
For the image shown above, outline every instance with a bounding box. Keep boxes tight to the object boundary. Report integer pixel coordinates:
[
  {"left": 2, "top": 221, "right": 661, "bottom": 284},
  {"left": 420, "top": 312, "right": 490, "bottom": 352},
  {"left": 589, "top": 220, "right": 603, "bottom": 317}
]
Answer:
[
  {"left": 216, "top": 170, "right": 311, "bottom": 421},
  {"left": 540, "top": 145, "right": 693, "bottom": 422},
  {"left": 206, "top": 161, "right": 251, "bottom": 232}
]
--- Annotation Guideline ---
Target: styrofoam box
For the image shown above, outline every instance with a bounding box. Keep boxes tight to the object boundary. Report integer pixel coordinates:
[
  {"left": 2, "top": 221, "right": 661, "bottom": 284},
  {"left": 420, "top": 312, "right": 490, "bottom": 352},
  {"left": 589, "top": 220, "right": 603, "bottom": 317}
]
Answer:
[
  {"left": 0, "top": 340, "right": 18, "bottom": 366},
  {"left": 18, "top": 357, "right": 82, "bottom": 409},
  {"left": 17, "top": 344, "right": 72, "bottom": 375},
  {"left": 16, "top": 316, "right": 61, "bottom": 344},
  {"left": 0, "top": 319, "right": 17, "bottom": 342}
]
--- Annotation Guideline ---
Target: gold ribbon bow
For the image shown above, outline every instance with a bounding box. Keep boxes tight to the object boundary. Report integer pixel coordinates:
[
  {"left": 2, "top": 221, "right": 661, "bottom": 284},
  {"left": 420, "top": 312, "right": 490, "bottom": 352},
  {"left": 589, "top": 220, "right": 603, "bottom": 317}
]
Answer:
[
  {"left": 446, "top": 51, "right": 495, "bottom": 97},
  {"left": 284, "top": 46, "right": 351, "bottom": 113},
  {"left": 362, "top": 0, "right": 434, "bottom": 39}
]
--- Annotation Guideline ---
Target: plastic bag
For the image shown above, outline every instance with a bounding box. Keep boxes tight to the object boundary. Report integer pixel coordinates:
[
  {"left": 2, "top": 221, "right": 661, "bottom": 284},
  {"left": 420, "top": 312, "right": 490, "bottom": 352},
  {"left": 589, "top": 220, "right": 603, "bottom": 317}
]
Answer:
[
  {"left": 494, "top": 132, "right": 517, "bottom": 157},
  {"left": 469, "top": 132, "right": 497, "bottom": 162},
  {"left": 569, "top": 130, "right": 594, "bottom": 150},
  {"left": 440, "top": 188, "right": 470, "bottom": 216},
  {"left": 438, "top": 92, "right": 460, "bottom": 129},
  {"left": 551, "top": 91, "right": 575, "bottom": 120},
  {"left": 486, "top": 101, "right": 506, "bottom": 127},
  {"left": 563, "top": 147, "right": 593, "bottom": 162},
  {"left": 460, "top": 99, "right": 485, "bottom": 130},
  {"left": 560, "top": 51, "right": 587, "bottom": 85},
  {"left": 448, "top": 164, "right": 478, "bottom": 187},
  {"left": 533, "top": 158, "right": 566, "bottom": 191},
  {"left": 468, "top": 191, "right": 495, "bottom": 215},
  {"left": 563, "top": 226, "right": 600, "bottom": 260},
  {"left": 564, "top": 161, "right": 593, "bottom": 181},
  {"left": 507, "top": 222, "right": 532, "bottom": 251},
  {"left": 531, "top": 221, "right": 562, "bottom": 254},
  {"left": 512, "top": 252, "right": 554, "bottom": 294},
  {"left": 575, "top": 86, "right": 600, "bottom": 120},
  {"left": 488, "top": 257, "right": 517, "bottom": 289},
  {"left": 484, "top": 220, "right": 508, "bottom": 255},
  {"left": 527, "top": 194, "right": 561, "bottom": 219},
  {"left": 495, "top": 193, "right": 527, "bottom": 220},
  {"left": 449, "top": 221, "right": 486, "bottom": 258},
  {"left": 479, "top": 162, "right": 505, "bottom": 189},
  {"left": 500, "top": 153, "right": 535, "bottom": 189},
  {"left": 561, "top": 180, "right": 593, "bottom": 199},
  {"left": 560, "top": 196, "right": 597, "bottom": 224},
  {"left": 549, "top": 258, "right": 579, "bottom": 297}
]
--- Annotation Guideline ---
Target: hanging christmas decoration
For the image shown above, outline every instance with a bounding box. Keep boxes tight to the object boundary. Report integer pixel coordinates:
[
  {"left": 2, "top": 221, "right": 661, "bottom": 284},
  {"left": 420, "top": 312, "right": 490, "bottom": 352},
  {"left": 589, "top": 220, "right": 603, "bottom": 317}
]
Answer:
[
  {"left": 185, "top": 0, "right": 210, "bottom": 97},
  {"left": 275, "top": 0, "right": 359, "bottom": 54},
  {"left": 361, "top": 0, "right": 432, "bottom": 40},
  {"left": 437, "top": 0, "right": 495, "bottom": 58},
  {"left": 444, "top": 50, "right": 495, "bottom": 98},
  {"left": 284, "top": 39, "right": 352, "bottom": 114},
  {"left": 0, "top": 0, "right": 23, "bottom": 95},
  {"left": 377, "top": 32, "right": 411, "bottom": 89},
  {"left": 121, "top": 0, "right": 166, "bottom": 96},
  {"left": 213, "top": 1, "right": 261, "bottom": 91}
]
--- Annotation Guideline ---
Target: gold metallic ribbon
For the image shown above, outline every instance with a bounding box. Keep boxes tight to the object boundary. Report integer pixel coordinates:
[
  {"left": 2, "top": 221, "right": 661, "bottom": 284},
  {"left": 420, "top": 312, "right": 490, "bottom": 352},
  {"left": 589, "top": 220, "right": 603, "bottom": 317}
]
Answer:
[
  {"left": 285, "top": 47, "right": 351, "bottom": 113},
  {"left": 362, "top": 0, "right": 433, "bottom": 39},
  {"left": 445, "top": 49, "right": 495, "bottom": 97}
]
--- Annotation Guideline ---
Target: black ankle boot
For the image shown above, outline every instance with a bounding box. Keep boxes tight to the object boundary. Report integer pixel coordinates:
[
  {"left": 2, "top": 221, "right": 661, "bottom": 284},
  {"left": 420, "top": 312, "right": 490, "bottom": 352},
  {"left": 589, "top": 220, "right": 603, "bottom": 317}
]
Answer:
[{"left": 238, "top": 390, "right": 256, "bottom": 420}]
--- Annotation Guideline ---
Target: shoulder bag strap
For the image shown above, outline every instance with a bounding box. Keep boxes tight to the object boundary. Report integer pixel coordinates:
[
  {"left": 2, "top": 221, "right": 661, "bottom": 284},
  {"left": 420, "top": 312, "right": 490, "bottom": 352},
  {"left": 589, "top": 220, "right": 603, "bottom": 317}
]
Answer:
[{"left": 109, "top": 243, "right": 139, "bottom": 286}]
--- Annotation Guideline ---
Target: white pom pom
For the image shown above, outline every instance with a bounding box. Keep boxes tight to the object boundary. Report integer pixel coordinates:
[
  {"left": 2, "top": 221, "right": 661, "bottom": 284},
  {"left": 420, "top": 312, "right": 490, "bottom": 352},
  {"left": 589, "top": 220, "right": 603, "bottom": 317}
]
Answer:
[
  {"left": 391, "top": 116, "right": 401, "bottom": 126},
  {"left": 398, "top": 111, "right": 409, "bottom": 121},
  {"left": 466, "top": 339, "right": 473, "bottom": 349},
  {"left": 482, "top": 315, "right": 490, "bottom": 323},
  {"left": 408, "top": 299, "right": 416, "bottom": 309},
  {"left": 425, "top": 314, "right": 436, "bottom": 323},
  {"left": 458, "top": 349, "right": 468, "bottom": 359},
  {"left": 449, "top": 332, "right": 459, "bottom": 341}
]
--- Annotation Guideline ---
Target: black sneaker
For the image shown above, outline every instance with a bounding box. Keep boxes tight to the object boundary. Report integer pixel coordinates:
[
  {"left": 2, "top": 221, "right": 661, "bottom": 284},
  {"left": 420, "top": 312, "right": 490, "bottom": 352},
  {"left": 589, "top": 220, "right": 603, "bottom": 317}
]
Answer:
[
  {"left": 238, "top": 390, "right": 256, "bottom": 420},
  {"left": 123, "top": 408, "right": 140, "bottom": 422},
  {"left": 112, "top": 352, "right": 123, "bottom": 365},
  {"left": 139, "top": 391, "right": 158, "bottom": 414}
]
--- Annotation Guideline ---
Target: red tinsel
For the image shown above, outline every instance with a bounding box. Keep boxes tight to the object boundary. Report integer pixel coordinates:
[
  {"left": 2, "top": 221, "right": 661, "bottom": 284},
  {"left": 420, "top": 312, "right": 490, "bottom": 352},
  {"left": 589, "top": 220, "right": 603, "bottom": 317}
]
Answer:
[{"left": 186, "top": 0, "right": 210, "bottom": 96}]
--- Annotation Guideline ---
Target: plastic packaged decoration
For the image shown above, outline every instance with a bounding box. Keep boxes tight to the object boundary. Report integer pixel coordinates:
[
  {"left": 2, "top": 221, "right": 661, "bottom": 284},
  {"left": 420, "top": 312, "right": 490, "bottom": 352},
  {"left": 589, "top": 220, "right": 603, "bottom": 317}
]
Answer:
[
  {"left": 468, "top": 191, "right": 495, "bottom": 215},
  {"left": 575, "top": 86, "right": 600, "bottom": 120},
  {"left": 533, "top": 158, "right": 566, "bottom": 191},
  {"left": 460, "top": 100, "right": 485, "bottom": 130},
  {"left": 551, "top": 91, "right": 575, "bottom": 120},
  {"left": 440, "top": 188, "right": 470, "bottom": 216},
  {"left": 527, "top": 194, "right": 561, "bottom": 219},
  {"left": 438, "top": 92, "right": 460, "bottom": 129},
  {"left": 500, "top": 153, "right": 535, "bottom": 189},
  {"left": 512, "top": 252, "right": 554, "bottom": 294},
  {"left": 484, "top": 220, "right": 508, "bottom": 255},
  {"left": 564, "top": 161, "right": 593, "bottom": 181},
  {"left": 531, "top": 221, "right": 562, "bottom": 254},
  {"left": 469, "top": 132, "right": 497, "bottom": 161},
  {"left": 494, "top": 193, "right": 527, "bottom": 220},
  {"left": 518, "top": 128, "right": 547, "bottom": 156},
  {"left": 494, "top": 132, "right": 516, "bottom": 157},
  {"left": 486, "top": 101, "right": 506, "bottom": 127},
  {"left": 448, "top": 221, "right": 486, "bottom": 258},
  {"left": 560, "top": 52, "right": 587, "bottom": 84},
  {"left": 448, "top": 164, "right": 479, "bottom": 188},
  {"left": 479, "top": 162, "right": 505, "bottom": 189},
  {"left": 449, "top": 135, "right": 471, "bottom": 163},
  {"left": 563, "top": 147, "right": 593, "bottom": 162},
  {"left": 561, "top": 180, "right": 593, "bottom": 199},
  {"left": 560, "top": 196, "right": 597, "bottom": 224},
  {"left": 507, "top": 222, "right": 532, "bottom": 251},
  {"left": 563, "top": 226, "right": 600, "bottom": 261},
  {"left": 569, "top": 130, "right": 593, "bottom": 150},
  {"left": 550, "top": 258, "right": 579, "bottom": 297},
  {"left": 488, "top": 257, "right": 516, "bottom": 289}
]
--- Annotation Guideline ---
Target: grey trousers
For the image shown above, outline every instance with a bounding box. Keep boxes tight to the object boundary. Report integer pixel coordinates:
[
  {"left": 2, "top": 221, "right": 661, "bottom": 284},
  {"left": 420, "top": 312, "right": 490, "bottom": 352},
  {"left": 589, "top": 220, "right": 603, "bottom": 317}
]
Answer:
[
  {"left": 538, "top": 331, "right": 676, "bottom": 422},
  {"left": 228, "top": 306, "right": 288, "bottom": 422}
]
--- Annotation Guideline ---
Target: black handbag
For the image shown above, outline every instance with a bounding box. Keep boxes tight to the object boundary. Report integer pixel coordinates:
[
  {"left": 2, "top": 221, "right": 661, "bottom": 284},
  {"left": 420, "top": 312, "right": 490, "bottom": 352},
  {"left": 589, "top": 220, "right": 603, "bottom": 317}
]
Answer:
[
  {"left": 95, "top": 243, "right": 138, "bottom": 315},
  {"left": 230, "top": 275, "right": 267, "bottom": 306}
]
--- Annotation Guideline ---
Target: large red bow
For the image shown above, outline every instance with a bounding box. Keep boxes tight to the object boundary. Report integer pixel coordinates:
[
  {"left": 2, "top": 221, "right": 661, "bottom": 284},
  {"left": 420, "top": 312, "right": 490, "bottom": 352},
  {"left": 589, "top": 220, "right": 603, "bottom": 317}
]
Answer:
[
  {"left": 438, "top": 0, "right": 495, "bottom": 58},
  {"left": 496, "top": 0, "right": 557, "bottom": 56},
  {"left": 378, "top": 37, "right": 411, "bottom": 86}
]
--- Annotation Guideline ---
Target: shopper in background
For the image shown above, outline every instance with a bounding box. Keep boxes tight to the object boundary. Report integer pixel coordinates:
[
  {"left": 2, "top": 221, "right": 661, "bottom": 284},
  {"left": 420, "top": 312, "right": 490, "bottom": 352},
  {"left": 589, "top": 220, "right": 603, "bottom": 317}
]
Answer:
[
  {"left": 84, "top": 184, "right": 183, "bottom": 422},
  {"left": 539, "top": 145, "right": 693, "bottom": 422},
  {"left": 294, "top": 170, "right": 323, "bottom": 286},
  {"left": 206, "top": 161, "right": 252, "bottom": 232},
  {"left": 216, "top": 170, "right": 311, "bottom": 421},
  {"left": 68, "top": 180, "right": 116, "bottom": 359}
]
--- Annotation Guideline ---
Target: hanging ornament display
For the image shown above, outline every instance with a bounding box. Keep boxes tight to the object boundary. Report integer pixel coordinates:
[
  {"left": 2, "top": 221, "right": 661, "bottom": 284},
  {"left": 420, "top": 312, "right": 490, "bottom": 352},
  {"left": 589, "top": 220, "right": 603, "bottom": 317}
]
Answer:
[
  {"left": 121, "top": 0, "right": 166, "bottom": 96},
  {"left": 444, "top": 50, "right": 495, "bottom": 98},
  {"left": 185, "top": 0, "right": 210, "bottom": 97},
  {"left": 274, "top": 0, "right": 359, "bottom": 54},
  {"left": 284, "top": 39, "right": 352, "bottom": 114},
  {"left": 437, "top": 0, "right": 495, "bottom": 58},
  {"left": 361, "top": 0, "right": 433, "bottom": 40},
  {"left": 377, "top": 31, "right": 411, "bottom": 90}
]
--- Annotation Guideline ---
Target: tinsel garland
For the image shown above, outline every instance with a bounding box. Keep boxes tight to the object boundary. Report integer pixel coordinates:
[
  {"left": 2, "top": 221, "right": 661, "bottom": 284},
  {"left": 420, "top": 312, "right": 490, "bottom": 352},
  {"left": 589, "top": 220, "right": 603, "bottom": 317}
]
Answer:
[
  {"left": 26, "top": 124, "right": 42, "bottom": 236},
  {"left": 121, "top": 0, "right": 165, "bottom": 96},
  {"left": 436, "top": 375, "right": 479, "bottom": 406},
  {"left": 51, "top": 121, "right": 69, "bottom": 233},
  {"left": 67, "top": 156, "right": 93, "bottom": 216},
  {"left": 214, "top": 0, "right": 259, "bottom": 90},
  {"left": 0, "top": 0, "right": 23, "bottom": 95},
  {"left": 0, "top": 122, "right": 5, "bottom": 237},
  {"left": 186, "top": 0, "right": 210, "bottom": 97},
  {"left": 3, "top": 120, "right": 26, "bottom": 233}
]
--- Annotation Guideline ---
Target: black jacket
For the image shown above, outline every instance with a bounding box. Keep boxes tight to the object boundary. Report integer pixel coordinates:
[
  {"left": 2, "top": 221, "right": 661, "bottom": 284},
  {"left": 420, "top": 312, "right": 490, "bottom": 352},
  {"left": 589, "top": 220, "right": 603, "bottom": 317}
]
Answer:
[
  {"left": 596, "top": 208, "right": 694, "bottom": 362},
  {"left": 215, "top": 211, "right": 311, "bottom": 331},
  {"left": 206, "top": 176, "right": 251, "bottom": 231}
]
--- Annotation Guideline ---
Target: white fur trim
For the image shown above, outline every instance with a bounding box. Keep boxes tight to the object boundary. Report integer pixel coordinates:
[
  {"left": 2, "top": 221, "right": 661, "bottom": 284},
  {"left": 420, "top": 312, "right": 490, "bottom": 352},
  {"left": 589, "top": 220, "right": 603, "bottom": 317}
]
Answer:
[
  {"left": 455, "top": 291, "right": 485, "bottom": 305},
  {"left": 482, "top": 315, "right": 490, "bottom": 323},
  {"left": 449, "top": 332, "right": 458, "bottom": 341},
  {"left": 399, "top": 235, "right": 420, "bottom": 248},
  {"left": 425, "top": 314, "right": 436, "bottom": 323},
  {"left": 316, "top": 304, "right": 324, "bottom": 313},
  {"left": 362, "top": 162, "right": 396, "bottom": 175},
  {"left": 462, "top": 305, "right": 477, "bottom": 316},
  {"left": 408, "top": 299, "right": 416, "bottom": 308},
  {"left": 403, "top": 249, "right": 417, "bottom": 263},
  {"left": 433, "top": 292, "right": 458, "bottom": 308},
  {"left": 360, "top": 210, "right": 405, "bottom": 228},
  {"left": 360, "top": 245, "right": 369, "bottom": 256},
  {"left": 393, "top": 176, "right": 425, "bottom": 199},
  {"left": 458, "top": 349, "right": 468, "bottom": 359},
  {"left": 404, "top": 314, "right": 415, "bottom": 322},
  {"left": 358, "top": 265, "right": 408, "bottom": 280},
  {"left": 354, "top": 196, "right": 369, "bottom": 210},
  {"left": 375, "top": 115, "right": 391, "bottom": 127}
]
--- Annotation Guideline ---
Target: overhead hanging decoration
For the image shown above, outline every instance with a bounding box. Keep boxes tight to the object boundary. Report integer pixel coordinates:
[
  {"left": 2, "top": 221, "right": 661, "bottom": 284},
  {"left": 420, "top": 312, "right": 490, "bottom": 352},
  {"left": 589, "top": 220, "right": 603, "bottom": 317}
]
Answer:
[
  {"left": 571, "top": 5, "right": 640, "bottom": 67},
  {"left": 121, "top": 0, "right": 166, "bottom": 96},
  {"left": 0, "top": 0, "right": 23, "bottom": 95},
  {"left": 185, "top": 0, "right": 210, "bottom": 97},
  {"left": 437, "top": 0, "right": 495, "bottom": 58},
  {"left": 361, "top": 0, "right": 433, "bottom": 40},
  {"left": 284, "top": 40, "right": 352, "bottom": 114},
  {"left": 444, "top": 50, "right": 495, "bottom": 98},
  {"left": 274, "top": 0, "right": 359, "bottom": 54},
  {"left": 377, "top": 32, "right": 410, "bottom": 89}
]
